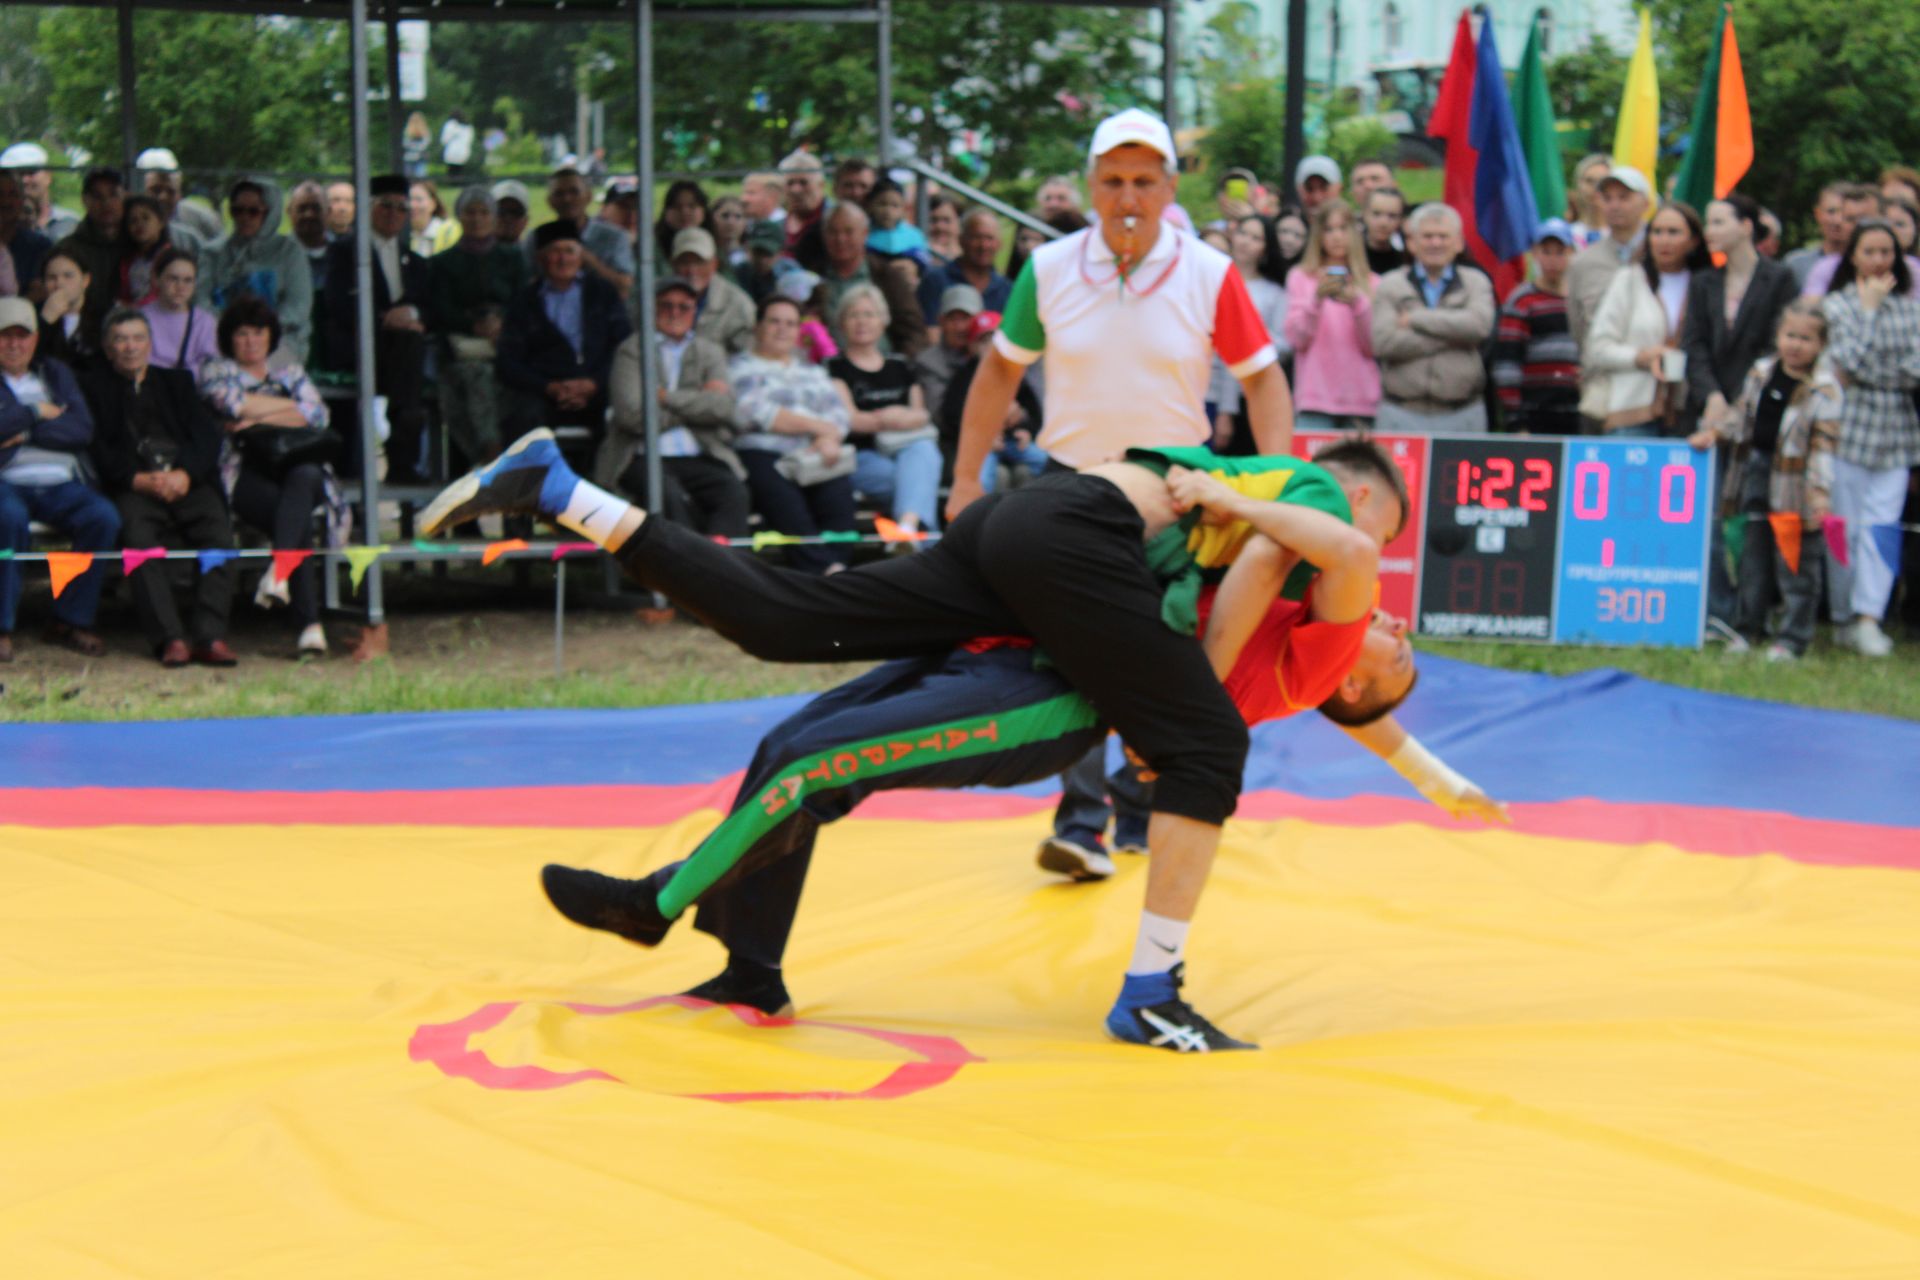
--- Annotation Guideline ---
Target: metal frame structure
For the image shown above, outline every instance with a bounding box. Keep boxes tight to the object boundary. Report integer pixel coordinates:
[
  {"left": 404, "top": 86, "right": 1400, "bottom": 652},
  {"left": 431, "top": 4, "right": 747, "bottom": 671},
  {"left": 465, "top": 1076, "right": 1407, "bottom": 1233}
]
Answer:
[{"left": 67, "top": 0, "right": 1182, "bottom": 624}]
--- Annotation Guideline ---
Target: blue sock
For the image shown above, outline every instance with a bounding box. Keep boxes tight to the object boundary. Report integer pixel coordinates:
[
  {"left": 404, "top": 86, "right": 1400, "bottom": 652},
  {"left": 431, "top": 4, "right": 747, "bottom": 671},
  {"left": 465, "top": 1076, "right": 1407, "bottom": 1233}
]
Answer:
[
  {"left": 1112, "top": 969, "right": 1178, "bottom": 1010},
  {"left": 536, "top": 453, "right": 582, "bottom": 518}
]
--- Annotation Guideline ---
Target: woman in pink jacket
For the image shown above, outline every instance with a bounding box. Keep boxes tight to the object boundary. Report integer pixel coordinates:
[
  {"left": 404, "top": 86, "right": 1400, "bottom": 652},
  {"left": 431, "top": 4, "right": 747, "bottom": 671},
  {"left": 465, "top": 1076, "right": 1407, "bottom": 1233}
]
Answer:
[{"left": 1284, "top": 199, "right": 1380, "bottom": 431}]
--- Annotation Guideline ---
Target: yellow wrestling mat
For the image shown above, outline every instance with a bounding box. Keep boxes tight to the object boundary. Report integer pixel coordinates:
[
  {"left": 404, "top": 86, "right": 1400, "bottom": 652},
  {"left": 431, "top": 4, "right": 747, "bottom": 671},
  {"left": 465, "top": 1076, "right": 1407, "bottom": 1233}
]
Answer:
[{"left": 6, "top": 810, "right": 1920, "bottom": 1278}]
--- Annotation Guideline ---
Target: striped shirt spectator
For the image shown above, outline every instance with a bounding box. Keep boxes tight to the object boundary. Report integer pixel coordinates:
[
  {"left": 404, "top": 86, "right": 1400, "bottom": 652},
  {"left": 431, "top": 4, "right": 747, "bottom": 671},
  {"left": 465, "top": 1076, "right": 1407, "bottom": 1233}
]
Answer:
[{"left": 1491, "top": 284, "right": 1581, "bottom": 434}]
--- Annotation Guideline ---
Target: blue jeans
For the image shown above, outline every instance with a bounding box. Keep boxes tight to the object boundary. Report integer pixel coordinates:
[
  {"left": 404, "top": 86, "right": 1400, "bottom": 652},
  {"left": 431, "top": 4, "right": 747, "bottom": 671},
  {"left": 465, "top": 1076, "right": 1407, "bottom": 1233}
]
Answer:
[
  {"left": 852, "top": 439, "right": 943, "bottom": 531},
  {"left": 979, "top": 440, "right": 1051, "bottom": 492},
  {"left": 0, "top": 477, "right": 122, "bottom": 632},
  {"left": 1053, "top": 739, "right": 1154, "bottom": 848}
]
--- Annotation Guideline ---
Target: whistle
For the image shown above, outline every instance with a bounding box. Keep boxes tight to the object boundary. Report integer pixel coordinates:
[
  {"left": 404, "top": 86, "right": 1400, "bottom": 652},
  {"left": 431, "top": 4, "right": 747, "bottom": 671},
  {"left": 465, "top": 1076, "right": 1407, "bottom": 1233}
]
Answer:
[{"left": 1123, "top": 216, "right": 1138, "bottom": 230}]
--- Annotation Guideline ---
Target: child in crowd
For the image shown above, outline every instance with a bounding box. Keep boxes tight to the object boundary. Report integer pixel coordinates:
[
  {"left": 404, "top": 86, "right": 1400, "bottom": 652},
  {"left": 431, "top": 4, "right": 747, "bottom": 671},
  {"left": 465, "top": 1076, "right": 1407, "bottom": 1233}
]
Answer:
[
  {"left": 1688, "top": 299, "right": 1841, "bottom": 660},
  {"left": 864, "top": 179, "right": 929, "bottom": 274},
  {"left": 1491, "top": 219, "right": 1582, "bottom": 434},
  {"left": 775, "top": 270, "right": 838, "bottom": 365},
  {"left": 950, "top": 310, "right": 1046, "bottom": 492}
]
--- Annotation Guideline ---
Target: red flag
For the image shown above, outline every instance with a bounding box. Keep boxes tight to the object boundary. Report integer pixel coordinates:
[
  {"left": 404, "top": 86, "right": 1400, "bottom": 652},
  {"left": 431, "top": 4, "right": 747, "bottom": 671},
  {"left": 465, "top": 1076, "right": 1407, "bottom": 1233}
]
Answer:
[
  {"left": 1430, "top": 9, "right": 1524, "bottom": 297},
  {"left": 550, "top": 542, "right": 598, "bottom": 561},
  {"left": 47, "top": 552, "right": 94, "bottom": 599},
  {"left": 271, "top": 549, "right": 312, "bottom": 584},
  {"left": 1767, "top": 512, "right": 1802, "bottom": 576},
  {"left": 1822, "top": 515, "right": 1849, "bottom": 567}
]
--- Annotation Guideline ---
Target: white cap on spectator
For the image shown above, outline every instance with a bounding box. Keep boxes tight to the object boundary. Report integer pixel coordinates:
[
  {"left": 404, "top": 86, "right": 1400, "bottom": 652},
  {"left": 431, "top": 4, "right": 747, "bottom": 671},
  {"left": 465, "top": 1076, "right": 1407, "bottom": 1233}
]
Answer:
[
  {"left": 490, "top": 179, "right": 531, "bottom": 210},
  {"left": 778, "top": 148, "right": 823, "bottom": 175},
  {"left": 775, "top": 270, "right": 820, "bottom": 304},
  {"left": 1296, "top": 155, "right": 1342, "bottom": 189},
  {"left": 1, "top": 142, "right": 49, "bottom": 169},
  {"left": 135, "top": 147, "right": 181, "bottom": 173},
  {"left": 0, "top": 297, "right": 37, "bottom": 332},
  {"left": 1598, "top": 165, "right": 1651, "bottom": 196},
  {"left": 671, "top": 228, "right": 717, "bottom": 262},
  {"left": 454, "top": 186, "right": 494, "bottom": 215},
  {"left": 1087, "top": 108, "right": 1176, "bottom": 172},
  {"left": 938, "top": 284, "right": 984, "bottom": 317}
]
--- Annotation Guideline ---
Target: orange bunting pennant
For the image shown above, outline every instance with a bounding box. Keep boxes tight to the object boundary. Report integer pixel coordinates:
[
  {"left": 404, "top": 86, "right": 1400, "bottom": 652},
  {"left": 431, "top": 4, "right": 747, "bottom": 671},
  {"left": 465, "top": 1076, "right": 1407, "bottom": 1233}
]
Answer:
[
  {"left": 873, "top": 517, "right": 927, "bottom": 543},
  {"left": 271, "top": 549, "right": 312, "bottom": 584},
  {"left": 121, "top": 547, "right": 169, "bottom": 575},
  {"left": 46, "top": 552, "right": 95, "bottom": 599},
  {"left": 1767, "top": 512, "right": 1803, "bottom": 577},
  {"left": 481, "top": 539, "right": 529, "bottom": 567}
]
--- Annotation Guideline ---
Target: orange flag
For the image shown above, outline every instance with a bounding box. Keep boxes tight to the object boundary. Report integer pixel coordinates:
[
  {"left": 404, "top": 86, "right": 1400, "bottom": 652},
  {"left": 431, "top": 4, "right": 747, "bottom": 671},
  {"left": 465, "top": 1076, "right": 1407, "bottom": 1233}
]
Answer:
[
  {"left": 1715, "top": 10, "right": 1752, "bottom": 198},
  {"left": 481, "top": 538, "right": 529, "bottom": 566},
  {"left": 46, "top": 552, "right": 94, "bottom": 599},
  {"left": 872, "top": 517, "right": 927, "bottom": 543},
  {"left": 1767, "top": 512, "right": 1803, "bottom": 576}
]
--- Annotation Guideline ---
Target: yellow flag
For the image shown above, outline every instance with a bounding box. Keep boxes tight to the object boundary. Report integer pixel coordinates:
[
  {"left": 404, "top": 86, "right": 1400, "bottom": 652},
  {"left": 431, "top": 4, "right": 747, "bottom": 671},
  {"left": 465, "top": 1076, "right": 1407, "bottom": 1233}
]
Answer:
[{"left": 1612, "top": 9, "right": 1660, "bottom": 192}]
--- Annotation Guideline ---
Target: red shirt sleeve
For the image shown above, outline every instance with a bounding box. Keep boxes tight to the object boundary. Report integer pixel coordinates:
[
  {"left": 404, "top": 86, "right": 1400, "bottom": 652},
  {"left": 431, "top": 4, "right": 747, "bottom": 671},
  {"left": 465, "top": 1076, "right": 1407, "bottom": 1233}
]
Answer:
[
  {"left": 1212, "top": 266, "right": 1279, "bottom": 377},
  {"left": 1201, "top": 589, "right": 1370, "bottom": 727}
]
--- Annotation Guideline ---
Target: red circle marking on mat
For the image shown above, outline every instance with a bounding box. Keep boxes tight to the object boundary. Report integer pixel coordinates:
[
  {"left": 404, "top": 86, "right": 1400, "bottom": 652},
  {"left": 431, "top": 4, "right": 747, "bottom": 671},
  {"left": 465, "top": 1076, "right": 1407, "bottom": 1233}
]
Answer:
[{"left": 408, "top": 995, "right": 983, "bottom": 1102}]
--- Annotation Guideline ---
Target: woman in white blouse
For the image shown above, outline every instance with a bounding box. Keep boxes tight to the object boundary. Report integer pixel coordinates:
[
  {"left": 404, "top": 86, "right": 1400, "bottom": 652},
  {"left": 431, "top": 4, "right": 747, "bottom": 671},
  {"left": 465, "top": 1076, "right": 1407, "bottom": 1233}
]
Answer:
[{"left": 1582, "top": 200, "right": 1711, "bottom": 436}]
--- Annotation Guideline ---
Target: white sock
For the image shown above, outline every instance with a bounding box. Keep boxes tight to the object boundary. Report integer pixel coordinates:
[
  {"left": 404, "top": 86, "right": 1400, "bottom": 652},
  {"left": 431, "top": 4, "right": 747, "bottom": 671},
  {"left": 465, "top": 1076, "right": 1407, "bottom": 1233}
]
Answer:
[
  {"left": 554, "top": 478, "right": 635, "bottom": 549},
  {"left": 1127, "top": 910, "right": 1189, "bottom": 976}
]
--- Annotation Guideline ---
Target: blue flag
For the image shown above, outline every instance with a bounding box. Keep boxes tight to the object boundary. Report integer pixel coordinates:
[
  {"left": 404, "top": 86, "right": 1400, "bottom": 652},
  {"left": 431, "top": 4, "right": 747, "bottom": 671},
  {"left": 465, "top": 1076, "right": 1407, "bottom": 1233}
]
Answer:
[
  {"left": 1468, "top": 21, "right": 1541, "bottom": 262},
  {"left": 197, "top": 549, "right": 239, "bottom": 575},
  {"left": 1869, "top": 522, "right": 1904, "bottom": 580}
]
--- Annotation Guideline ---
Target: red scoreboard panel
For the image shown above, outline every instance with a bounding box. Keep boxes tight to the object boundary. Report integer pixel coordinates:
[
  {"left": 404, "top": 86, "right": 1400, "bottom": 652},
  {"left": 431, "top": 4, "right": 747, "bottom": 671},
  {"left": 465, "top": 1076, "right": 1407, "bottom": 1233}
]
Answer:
[{"left": 1290, "top": 431, "right": 1428, "bottom": 629}]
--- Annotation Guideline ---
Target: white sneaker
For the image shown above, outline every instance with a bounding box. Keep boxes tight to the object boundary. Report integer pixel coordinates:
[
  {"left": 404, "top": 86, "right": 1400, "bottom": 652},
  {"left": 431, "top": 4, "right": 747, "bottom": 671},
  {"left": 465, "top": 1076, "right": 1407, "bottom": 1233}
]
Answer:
[
  {"left": 1764, "top": 642, "right": 1797, "bottom": 663},
  {"left": 1851, "top": 618, "right": 1894, "bottom": 658},
  {"left": 297, "top": 623, "right": 327, "bottom": 658},
  {"left": 1722, "top": 631, "right": 1752, "bottom": 655},
  {"left": 254, "top": 572, "right": 291, "bottom": 610},
  {"left": 1036, "top": 835, "right": 1115, "bottom": 882},
  {"left": 1704, "top": 616, "right": 1743, "bottom": 646}
]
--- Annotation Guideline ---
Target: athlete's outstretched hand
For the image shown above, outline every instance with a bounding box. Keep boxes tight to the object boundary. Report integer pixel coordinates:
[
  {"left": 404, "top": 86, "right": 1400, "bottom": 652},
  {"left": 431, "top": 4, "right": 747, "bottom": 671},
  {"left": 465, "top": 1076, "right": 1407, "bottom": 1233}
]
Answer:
[
  {"left": 1436, "top": 785, "right": 1511, "bottom": 825},
  {"left": 1165, "top": 465, "right": 1241, "bottom": 526}
]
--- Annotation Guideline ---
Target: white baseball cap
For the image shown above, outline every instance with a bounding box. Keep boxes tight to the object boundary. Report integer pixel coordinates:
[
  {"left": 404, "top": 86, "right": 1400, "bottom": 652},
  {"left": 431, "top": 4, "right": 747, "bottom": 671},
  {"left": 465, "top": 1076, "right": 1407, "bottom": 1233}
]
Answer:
[
  {"left": 1598, "top": 165, "right": 1651, "bottom": 197},
  {"left": 1, "top": 142, "right": 50, "bottom": 169},
  {"left": 135, "top": 147, "right": 181, "bottom": 173},
  {"left": 1088, "top": 108, "right": 1177, "bottom": 172},
  {"left": 0, "top": 296, "right": 38, "bottom": 333},
  {"left": 1296, "top": 155, "right": 1342, "bottom": 189}
]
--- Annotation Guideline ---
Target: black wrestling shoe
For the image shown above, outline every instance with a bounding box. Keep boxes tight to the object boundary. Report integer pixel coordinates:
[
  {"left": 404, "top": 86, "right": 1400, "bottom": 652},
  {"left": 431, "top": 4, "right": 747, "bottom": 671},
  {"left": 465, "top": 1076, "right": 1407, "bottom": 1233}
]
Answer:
[
  {"left": 682, "top": 959, "right": 796, "bottom": 1018},
  {"left": 540, "top": 863, "right": 673, "bottom": 947},
  {"left": 1105, "top": 964, "right": 1256, "bottom": 1053},
  {"left": 419, "top": 428, "right": 574, "bottom": 537}
]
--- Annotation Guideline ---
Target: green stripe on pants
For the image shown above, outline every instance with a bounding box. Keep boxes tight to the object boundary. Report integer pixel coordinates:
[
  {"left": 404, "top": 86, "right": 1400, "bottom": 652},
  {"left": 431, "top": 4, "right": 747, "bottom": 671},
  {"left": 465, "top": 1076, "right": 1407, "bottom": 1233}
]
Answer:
[{"left": 655, "top": 692, "right": 1101, "bottom": 918}]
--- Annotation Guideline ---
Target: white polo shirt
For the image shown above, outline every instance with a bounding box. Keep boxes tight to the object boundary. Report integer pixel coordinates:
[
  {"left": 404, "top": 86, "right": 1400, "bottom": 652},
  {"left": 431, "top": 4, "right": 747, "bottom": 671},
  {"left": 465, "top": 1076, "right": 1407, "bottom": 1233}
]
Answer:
[{"left": 992, "top": 224, "right": 1277, "bottom": 469}]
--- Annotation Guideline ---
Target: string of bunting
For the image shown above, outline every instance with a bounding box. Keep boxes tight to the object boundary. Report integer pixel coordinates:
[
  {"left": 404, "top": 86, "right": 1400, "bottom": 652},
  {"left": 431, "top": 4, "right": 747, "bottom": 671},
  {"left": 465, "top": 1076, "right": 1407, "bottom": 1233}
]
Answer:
[
  {"left": 1, "top": 529, "right": 942, "bottom": 599},
  {"left": 1722, "top": 514, "right": 1915, "bottom": 578}
]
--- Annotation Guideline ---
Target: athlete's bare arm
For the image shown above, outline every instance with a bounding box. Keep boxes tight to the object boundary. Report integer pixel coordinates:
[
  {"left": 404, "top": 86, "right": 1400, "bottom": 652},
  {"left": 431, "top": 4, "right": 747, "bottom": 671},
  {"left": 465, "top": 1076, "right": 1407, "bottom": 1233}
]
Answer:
[
  {"left": 1342, "top": 715, "right": 1510, "bottom": 823},
  {"left": 1165, "top": 465, "right": 1377, "bottom": 623},
  {"left": 1237, "top": 362, "right": 1295, "bottom": 456}
]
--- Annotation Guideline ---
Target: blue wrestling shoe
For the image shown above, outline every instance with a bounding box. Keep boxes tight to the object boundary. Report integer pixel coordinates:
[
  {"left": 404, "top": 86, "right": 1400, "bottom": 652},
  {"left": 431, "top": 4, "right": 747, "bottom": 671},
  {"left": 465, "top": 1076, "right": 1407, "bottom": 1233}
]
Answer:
[
  {"left": 419, "top": 428, "right": 581, "bottom": 537},
  {"left": 540, "top": 864, "right": 674, "bottom": 947},
  {"left": 1106, "top": 964, "right": 1255, "bottom": 1053}
]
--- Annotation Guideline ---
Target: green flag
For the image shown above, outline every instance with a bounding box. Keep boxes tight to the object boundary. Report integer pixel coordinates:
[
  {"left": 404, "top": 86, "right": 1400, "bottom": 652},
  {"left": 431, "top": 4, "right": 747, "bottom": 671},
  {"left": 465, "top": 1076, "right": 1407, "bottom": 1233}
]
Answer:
[
  {"left": 1673, "top": 14, "right": 1726, "bottom": 212},
  {"left": 1514, "top": 18, "right": 1566, "bottom": 229}
]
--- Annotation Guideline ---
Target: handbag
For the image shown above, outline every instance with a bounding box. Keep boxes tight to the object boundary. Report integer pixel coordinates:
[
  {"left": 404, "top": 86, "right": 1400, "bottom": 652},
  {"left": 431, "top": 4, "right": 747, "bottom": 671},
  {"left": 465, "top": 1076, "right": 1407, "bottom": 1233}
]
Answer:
[
  {"left": 873, "top": 425, "right": 937, "bottom": 457},
  {"left": 774, "top": 445, "right": 856, "bottom": 487},
  {"left": 238, "top": 424, "right": 342, "bottom": 479}
]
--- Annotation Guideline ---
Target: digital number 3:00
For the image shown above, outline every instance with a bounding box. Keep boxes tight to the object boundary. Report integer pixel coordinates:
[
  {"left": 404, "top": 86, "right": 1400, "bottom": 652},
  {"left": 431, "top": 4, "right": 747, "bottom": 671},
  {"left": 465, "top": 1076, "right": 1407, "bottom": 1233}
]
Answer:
[{"left": 1570, "top": 460, "right": 1696, "bottom": 523}]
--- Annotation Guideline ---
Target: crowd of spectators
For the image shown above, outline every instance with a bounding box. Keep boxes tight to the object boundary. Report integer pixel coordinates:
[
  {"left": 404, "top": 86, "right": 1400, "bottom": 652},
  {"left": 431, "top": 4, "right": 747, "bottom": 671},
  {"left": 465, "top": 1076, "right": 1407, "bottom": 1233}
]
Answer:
[{"left": 0, "top": 137, "right": 1914, "bottom": 665}]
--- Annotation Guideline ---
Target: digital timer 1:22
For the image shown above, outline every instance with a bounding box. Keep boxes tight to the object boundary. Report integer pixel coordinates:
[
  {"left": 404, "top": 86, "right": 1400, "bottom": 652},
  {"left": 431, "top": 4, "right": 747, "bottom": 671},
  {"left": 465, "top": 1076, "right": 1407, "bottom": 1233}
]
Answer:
[{"left": 1453, "top": 457, "right": 1554, "bottom": 510}]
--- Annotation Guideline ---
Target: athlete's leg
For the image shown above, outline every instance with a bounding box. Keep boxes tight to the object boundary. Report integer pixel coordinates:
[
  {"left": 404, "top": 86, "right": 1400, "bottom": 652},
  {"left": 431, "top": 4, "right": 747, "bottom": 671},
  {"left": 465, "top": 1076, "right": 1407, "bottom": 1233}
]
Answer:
[{"left": 421, "top": 428, "right": 1019, "bottom": 663}]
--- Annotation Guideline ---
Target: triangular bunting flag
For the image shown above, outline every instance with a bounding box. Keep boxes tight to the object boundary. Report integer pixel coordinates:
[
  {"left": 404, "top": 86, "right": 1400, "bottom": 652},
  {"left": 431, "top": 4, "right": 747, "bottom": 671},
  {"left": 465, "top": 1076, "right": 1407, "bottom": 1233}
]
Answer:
[
  {"left": 271, "top": 549, "right": 312, "bottom": 584},
  {"left": 122, "top": 547, "right": 169, "bottom": 575},
  {"left": 46, "top": 552, "right": 94, "bottom": 599},
  {"left": 1823, "top": 514, "right": 1849, "bottom": 567},
  {"left": 481, "top": 538, "right": 529, "bottom": 567},
  {"left": 1869, "top": 522, "right": 1904, "bottom": 581},
  {"left": 197, "top": 549, "right": 238, "bottom": 575},
  {"left": 550, "top": 541, "right": 598, "bottom": 561},
  {"left": 0, "top": 549, "right": 13, "bottom": 560},
  {"left": 344, "top": 545, "right": 389, "bottom": 591},
  {"left": 872, "top": 517, "right": 928, "bottom": 543},
  {"left": 751, "top": 531, "right": 802, "bottom": 550},
  {"left": 1766, "top": 512, "right": 1802, "bottom": 577},
  {"left": 1721, "top": 514, "right": 1748, "bottom": 578},
  {"left": 411, "top": 538, "right": 456, "bottom": 553},
  {"left": 820, "top": 530, "right": 864, "bottom": 543}
]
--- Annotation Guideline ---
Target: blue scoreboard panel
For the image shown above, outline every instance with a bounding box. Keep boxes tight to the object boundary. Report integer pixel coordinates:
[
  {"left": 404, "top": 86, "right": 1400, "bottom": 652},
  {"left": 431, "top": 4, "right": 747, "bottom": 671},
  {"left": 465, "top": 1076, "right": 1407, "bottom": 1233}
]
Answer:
[{"left": 1552, "top": 437, "right": 1714, "bottom": 646}]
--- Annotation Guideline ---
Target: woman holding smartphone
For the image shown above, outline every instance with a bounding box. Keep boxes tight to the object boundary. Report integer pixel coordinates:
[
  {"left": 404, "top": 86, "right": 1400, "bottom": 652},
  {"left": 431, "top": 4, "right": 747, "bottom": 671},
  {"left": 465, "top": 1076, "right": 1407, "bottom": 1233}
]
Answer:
[{"left": 1282, "top": 198, "right": 1378, "bottom": 430}]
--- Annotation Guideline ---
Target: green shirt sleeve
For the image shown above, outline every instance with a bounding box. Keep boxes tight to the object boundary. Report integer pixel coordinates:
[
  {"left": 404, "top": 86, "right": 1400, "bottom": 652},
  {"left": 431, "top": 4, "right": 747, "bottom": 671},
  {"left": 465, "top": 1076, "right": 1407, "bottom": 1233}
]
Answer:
[{"left": 996, "top": 261, "right": 1045, "bottom": 355}]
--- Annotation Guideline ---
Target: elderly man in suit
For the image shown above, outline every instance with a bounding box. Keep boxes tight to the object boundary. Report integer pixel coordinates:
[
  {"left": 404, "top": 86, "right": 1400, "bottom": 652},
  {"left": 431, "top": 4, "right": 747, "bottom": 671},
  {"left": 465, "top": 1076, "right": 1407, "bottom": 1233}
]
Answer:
[
  {"left": 496, "top": 220, "right": 633, "bottom": 446},
  {"left": 324, "top": 174, "right": 432, "bottom": 482},
  {"left": 595, "top": 276, "right": 749, "bottom": 540}
]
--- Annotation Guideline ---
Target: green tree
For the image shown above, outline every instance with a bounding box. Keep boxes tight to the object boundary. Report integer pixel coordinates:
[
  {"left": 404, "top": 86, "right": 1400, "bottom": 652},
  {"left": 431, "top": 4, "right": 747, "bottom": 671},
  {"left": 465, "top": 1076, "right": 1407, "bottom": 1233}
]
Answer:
[
  {"left": 0, "top": 9, "right": 56, "bottom": 149},
  {"left": 37, "top": 10, "right": 353, "bottom": 176},
  {"left": 1197, "top": 78, "right": 1289, "bottom": 185},
  {"left": 1648, "top": 0, "right": 1920, "bottom": 239},
  {"left": 1545, "top": 34, "right": 1628, "bottom": 160}
]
